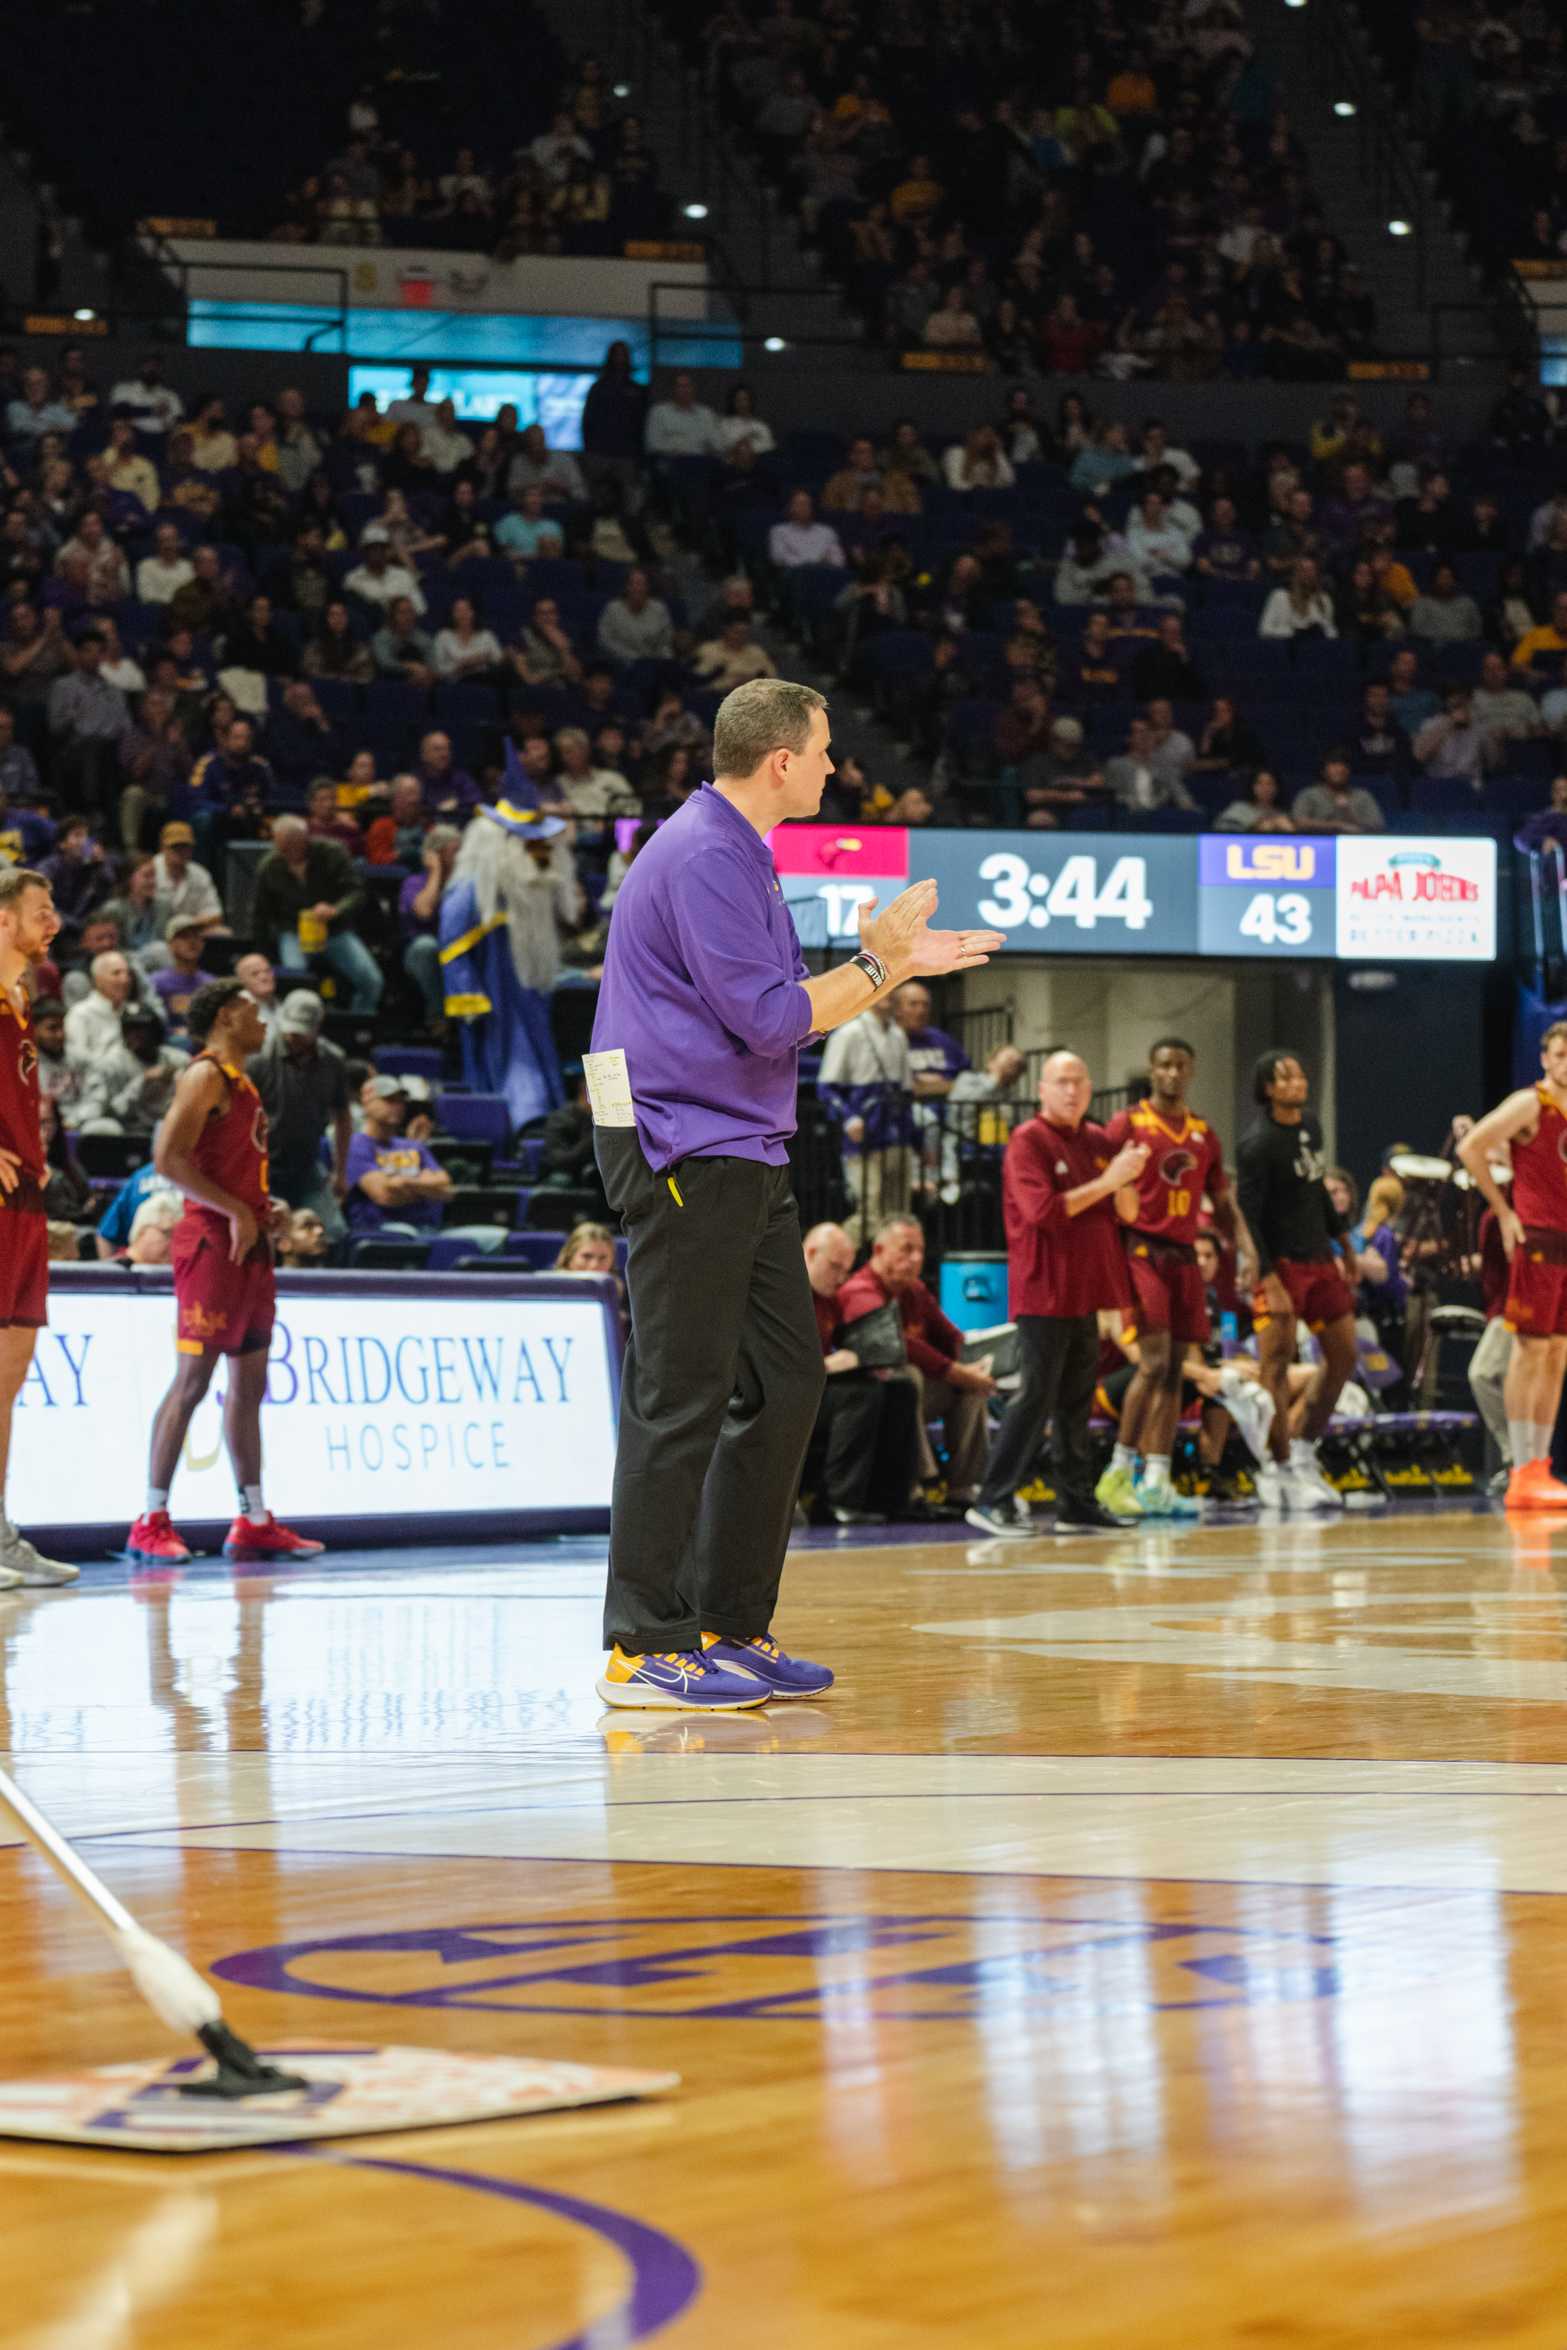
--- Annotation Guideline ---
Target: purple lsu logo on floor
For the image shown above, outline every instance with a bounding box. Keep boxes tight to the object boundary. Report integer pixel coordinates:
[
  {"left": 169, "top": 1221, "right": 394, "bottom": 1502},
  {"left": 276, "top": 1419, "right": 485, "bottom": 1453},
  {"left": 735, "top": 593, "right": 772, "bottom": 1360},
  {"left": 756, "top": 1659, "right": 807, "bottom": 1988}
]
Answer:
[{"left": 213, "top": 1912, "right": 1341, "bottom": 2020}]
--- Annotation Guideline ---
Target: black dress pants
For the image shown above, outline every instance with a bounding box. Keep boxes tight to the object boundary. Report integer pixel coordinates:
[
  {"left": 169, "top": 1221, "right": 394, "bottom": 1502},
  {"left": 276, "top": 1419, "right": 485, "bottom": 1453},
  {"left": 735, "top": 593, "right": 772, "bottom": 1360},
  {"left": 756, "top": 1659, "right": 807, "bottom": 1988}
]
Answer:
[
  {"left": 976, "top": 1313, "right": 1099, "bottom": 1512},
  {"left": 596, "top": 1126, "right": 825, "bottom": 1654}
]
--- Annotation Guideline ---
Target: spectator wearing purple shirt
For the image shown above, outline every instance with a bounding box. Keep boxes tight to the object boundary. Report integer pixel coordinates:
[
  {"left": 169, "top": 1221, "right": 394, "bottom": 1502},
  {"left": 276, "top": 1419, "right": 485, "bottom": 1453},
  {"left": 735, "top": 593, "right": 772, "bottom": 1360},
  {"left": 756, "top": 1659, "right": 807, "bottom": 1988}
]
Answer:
[
  {"left": 414, "top": 728, "right": 478, "bottom": 821},
  {"left": 588, "top": 674, "right": 1003, "bottom": 1714},
  {"left": 400, "top": 822, "right": 460, "bottom": 1026},
  {"left": 344, "top": 1078, "right": 453, "bottom": 1231}
]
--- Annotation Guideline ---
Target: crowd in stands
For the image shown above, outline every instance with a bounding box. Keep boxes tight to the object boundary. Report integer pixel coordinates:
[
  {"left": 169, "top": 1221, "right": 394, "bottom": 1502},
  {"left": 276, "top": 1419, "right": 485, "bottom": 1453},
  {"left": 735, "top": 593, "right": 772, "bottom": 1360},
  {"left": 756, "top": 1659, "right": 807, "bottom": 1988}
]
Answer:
[
  {"left": 1359, "top": 0, "right": 1567, "bottom": 267},
  {"left": 272, "top": 62, "right": 673, "bottom": 256},
  {"left": 688, "top": 0, "right": 1377, "bottom": 377}
]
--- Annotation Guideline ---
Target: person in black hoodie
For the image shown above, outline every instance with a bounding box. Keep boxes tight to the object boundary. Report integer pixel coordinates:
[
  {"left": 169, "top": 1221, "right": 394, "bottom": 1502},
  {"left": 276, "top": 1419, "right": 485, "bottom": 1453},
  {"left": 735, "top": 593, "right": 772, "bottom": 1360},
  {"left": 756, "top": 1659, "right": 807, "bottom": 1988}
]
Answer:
[{"left": 581, "top": 341, "right": 649, "bottom": 514}]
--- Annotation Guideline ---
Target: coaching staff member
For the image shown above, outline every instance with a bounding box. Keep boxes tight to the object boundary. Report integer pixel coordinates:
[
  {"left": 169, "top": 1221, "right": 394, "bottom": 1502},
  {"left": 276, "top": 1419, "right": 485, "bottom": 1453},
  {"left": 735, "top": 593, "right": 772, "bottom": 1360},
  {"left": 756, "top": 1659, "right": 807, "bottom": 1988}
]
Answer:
[
  {"left": 965, "top": 1048, "right": 1148, "bottom": 1540},
  {"left": 588, "top": 677, "right": 1003, "bottom": 1712}
]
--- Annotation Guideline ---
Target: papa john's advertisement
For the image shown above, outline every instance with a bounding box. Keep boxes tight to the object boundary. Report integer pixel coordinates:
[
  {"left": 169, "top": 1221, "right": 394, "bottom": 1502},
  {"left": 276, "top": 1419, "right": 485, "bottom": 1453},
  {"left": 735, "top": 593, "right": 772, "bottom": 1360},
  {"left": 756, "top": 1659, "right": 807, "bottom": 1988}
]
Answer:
[
  {"left": 1334, "top": 837, "right": 1496, "bottom": 962},
  {"left": 13, "top": 1279, "right": 618, "bottom": 1531}
]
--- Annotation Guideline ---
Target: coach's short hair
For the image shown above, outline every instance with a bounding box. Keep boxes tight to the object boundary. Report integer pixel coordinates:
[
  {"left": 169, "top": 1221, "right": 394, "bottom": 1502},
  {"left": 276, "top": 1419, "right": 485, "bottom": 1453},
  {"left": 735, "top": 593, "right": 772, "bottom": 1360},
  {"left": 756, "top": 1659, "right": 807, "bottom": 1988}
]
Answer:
[
  {"left": 712, "top": 678, "right": 826, "bottom": 779},
  {"left": 187, "top": 975, "right": 249, "bottom": 1045}
]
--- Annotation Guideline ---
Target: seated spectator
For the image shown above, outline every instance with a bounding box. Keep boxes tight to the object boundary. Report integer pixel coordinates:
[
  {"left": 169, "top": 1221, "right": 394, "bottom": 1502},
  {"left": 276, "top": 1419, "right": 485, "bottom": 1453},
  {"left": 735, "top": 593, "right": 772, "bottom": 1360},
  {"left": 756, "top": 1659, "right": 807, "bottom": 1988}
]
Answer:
[
  {"left": 420, "top": 400, "right": 473, "bottom": 476},
  {"left": 7, "top": 368, "right": 75, "bottom": 444},
  {"left": 47, "top": 634, "right": 133, "bottom": 811},
  {"left": 691, "top": 613, "right": 778, "bottom": 692},
  {"left": 1292, "top": 755, "right": 1386, "bottom": 834},
  {"left": 1131, "top": 612, "right": 1206, "bottom": 703},
  {"left": 1192, "top": 695, "right": 1267, "bottom": 778},
  {"left": 33, "top": 996, "right": 92, "bottom": 1129},
  {"left": 1144, "top": 699, "right": 1197, "bottom": 796},
  {"left": 923, "top": 288, "right": 983, "bottom": 351},
  {"left": 267, "top": 678, "right": 342, "bottom": 792},
  {"left": 943, "top": 428, "right": 1015, "bottom": 493},
  {"left": 152, "top": 821, "right": 223, "bottom": 937},
  {"left": 278, "top": 1206, "right": 330, "bottom": 1267},
  {"left": 103, "top": 418, "right": 160, "bottom": 516},
  {"left": 1125, "top": 490, "right": 1193, "bottom": 578},
  {"left": 803, "top": 1219, "right": 923, "bottom": 1525},
  {"left": 63, "top": 946, "right": 136, "bottom": 1064},
  {"left": 414, "top": 728, "right": 478, "bottom": 821},
  {"left": 1386, "top": 646, "right": 1439, "bottom": 736},
  {"left": 1216, "top": 768, "right": 1296, "bottom": 833},
  {"left": 507, "top": 421, "right": 587, "bottom": 506},
  {"left": 187, "top": 714, "right": 275, "bottom": 838},
  {"left": 1105, "top": 715, "right": 1197, "bottom": 815},
  {"left": 511, "top": 595, "right": 583, "bottom": 690},
  {"left": 371, "top": 596, "right": 437, "bottom": 686},
  {"left": 1054, "top": 518, "right": 1142, "bottom": 607},
  {"left": 345, "top": 1075, "right": 452, "bottom": 1232},
  {"left": 552, "top": 726, "right": 639, "bottom": 826},
  {"left": 433, "top": 594, "right": 505, "bottom": 683},
  {"left": 306, "top": 777, "right": 363, "bottom": 852},
  {"left": 343, "top": 526, "right": 426, "bottom": 614},
  {"left": 254, "top": 813, "right": 383, "bottom": 1012},
  {"left": 222, "top": 593, "right": 292, "bottom": 679},
  {"left": 1512, "top": 590, "right": 1567, "bottom": 675},
  {"left": 1193, "top": 496, "right": 1261, "bottom": 581},
  {"left": 715, "top": 384, "right": 777, "bottom": 463},
  {"left": 1069, "top": 421, "right": 1138, "bottom": 498},
  {"left": 554, "top": 1221, "right": 618, "bottom": 1275},
  {"left": 1408, "top": 561, "right": 1483, "bottom": 645},
  {"left": 496, "top": 484, "right": 566, "bottom": 560},
  {"left": 1018, "top": 715, "right": 1106, "bottom": 828},
  {"left": 115, "top": 1193, "right": 181, "bottom": 1266},
  {"left": 1540, "top": 657, "right": 1567, "bottom": 743},
  {"left": 233, "top": 949, "right": 280, "bottom": 1035},
  {"left": 597, "top": 567, "right": 674, "bottom": 664},
  {"left": 110, "top": 353, "right": 183, "bottom": 436},
  {"left": 79, "top": 1003, "right": 185, "bottom": 1135},
  {"left": 135, "top": 522, "right": 195, "bottom": 607},
  {"left": 993, "top": 676, "right": 1054, "bottom": 771},
  {"left": 1412, "top": 686, "right": 1486, "bottom": 788},
  {"left": 766, "top": 489, "right": 844, "bottom": 572},
  {"left": 1259, "top": 559, "right": 1336, "bottom": 639},
  {"left": 363, "top": 772, "right": 429, "bottom": 864},
  {"left": 645, "top": 370, "right": 720, "bottom": 458},
  {"left": 303, "top": 598, "right": 376, "bottom": 684},
  {"left": 1473, "top": 650, "right": 1544, "bottom": 757},
  {"left": 1064, "top": 609, "right": 1122, "bottom": 709},
  {"left": 149, "top": 916, "right": 207, "bottom": 1042},
  {"left": 400, "top": 821, "right": 461, "bottom": 1029},
  {"left": 1350, "top": 681, "right": 1410, "bottom": 779},
  {"left": 40, "top": 813, "right": 112, "bottom": 953},
  {"left": 823, "top": 434, "right": 914, "bottom": 517},
  {"left": 835, "top": 1216, "right": 992, "bottom": 1511}
]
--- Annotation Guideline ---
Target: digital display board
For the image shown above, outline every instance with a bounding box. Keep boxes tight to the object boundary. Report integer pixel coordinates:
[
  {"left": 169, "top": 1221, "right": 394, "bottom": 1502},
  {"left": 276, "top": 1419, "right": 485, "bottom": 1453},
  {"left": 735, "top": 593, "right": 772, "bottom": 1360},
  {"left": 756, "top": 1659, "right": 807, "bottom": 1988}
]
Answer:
[
  {"left": 19, "top": 1270, "right": 619, "bottom": 1543},
  {"left": 771, "top": 827, "right": 1498, "bottom": 964}
]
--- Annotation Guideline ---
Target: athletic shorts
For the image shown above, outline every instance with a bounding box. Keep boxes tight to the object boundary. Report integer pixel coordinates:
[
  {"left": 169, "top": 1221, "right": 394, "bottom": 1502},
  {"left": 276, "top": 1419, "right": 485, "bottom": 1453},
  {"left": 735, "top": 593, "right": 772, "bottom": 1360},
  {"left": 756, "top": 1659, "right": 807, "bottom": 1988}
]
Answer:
[
  {"left": 0, "top": 1213, "right": 48, "bottom": 1329},
  {"left": 1504, "top": 1235, "right": 1567, "bottom": 1338},
  {"left": 1126, "top": 1236, "right": 1210, "bottom": 1342},
  {"left": 172, "top": 1221, "right": 276, "bottom": 1358},
  {"left": 1254, "top": 1254, "right": 1354, "bottom": 1334},
  {"left": 1094, "top": 1360, "right": 1203, "bottom": 1425}
]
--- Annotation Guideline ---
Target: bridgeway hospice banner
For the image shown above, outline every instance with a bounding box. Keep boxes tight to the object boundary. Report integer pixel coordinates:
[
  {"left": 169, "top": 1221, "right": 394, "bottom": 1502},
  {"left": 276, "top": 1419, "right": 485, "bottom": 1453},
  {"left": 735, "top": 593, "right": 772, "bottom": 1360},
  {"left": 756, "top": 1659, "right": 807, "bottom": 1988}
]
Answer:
[{"left": 13, "top": 1271, "right": 619, "bottom": 1539}]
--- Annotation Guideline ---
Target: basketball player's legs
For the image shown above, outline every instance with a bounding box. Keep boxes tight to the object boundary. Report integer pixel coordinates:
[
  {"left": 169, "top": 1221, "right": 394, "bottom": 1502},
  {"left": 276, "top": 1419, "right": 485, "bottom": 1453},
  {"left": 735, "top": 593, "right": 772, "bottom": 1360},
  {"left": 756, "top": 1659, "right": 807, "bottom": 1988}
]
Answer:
[
  {"left": 222, "top": 1341, "right": 268, "bottom": 1495},
  {"left": 146, "top": 1350, "right": 220, "bottom": 1499},
  {"left": 1254, "top": 1307, "right": 1297, "bottom": 1466},
  {"left": 1503, "top": 1333, "right": 1567, "bottom": 1479},
  {"left": 1301, "top": 1312, "right": 1358, "bottom": 1441},
  {"left": 0, "top": 1322, "right": 38, "bottom": 1503}
]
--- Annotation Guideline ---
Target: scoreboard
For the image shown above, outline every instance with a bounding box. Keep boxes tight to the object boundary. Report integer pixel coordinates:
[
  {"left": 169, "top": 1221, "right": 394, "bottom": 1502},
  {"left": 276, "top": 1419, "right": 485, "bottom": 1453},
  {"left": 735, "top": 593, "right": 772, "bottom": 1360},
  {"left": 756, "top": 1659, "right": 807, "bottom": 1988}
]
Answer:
[{"left": 771, "top": 827, "right": 1498, "bottom": 964}]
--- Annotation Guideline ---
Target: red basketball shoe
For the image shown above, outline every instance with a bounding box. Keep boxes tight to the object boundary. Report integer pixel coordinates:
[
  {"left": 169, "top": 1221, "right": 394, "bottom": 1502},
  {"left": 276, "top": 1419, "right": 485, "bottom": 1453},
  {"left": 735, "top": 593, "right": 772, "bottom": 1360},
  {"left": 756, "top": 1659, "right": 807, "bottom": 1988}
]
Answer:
[
  {"left": 223, "top": 1516, "right": 325, "bottom": 1560},
  {"left": 125, "top": 1510, "right": 193, "bottom": 1564}
]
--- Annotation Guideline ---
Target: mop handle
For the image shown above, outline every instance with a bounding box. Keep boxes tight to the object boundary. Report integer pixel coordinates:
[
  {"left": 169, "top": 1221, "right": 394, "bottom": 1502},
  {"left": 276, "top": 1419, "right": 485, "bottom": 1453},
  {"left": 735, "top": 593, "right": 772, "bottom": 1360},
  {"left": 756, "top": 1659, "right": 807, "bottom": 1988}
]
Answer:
[{"left": 0, "top": 1764, "right": 141, "bottom": 1941}]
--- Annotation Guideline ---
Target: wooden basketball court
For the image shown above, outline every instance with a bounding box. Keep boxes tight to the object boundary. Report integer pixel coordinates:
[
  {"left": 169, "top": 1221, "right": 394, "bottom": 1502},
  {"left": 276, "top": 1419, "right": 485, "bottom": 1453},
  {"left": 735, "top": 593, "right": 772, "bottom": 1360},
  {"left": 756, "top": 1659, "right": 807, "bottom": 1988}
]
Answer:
[{"left": 1, "top": 1506, "right": 1565, "bottom": 2346}]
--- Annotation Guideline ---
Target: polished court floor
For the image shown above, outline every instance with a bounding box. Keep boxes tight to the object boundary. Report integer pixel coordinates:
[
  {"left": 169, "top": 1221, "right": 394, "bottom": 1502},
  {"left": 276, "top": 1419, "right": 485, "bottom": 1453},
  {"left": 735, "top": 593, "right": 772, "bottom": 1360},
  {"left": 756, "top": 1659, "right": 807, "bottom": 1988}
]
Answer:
[{"left": 2, "top": 1504, "right": 1567, "bottom": 2345}]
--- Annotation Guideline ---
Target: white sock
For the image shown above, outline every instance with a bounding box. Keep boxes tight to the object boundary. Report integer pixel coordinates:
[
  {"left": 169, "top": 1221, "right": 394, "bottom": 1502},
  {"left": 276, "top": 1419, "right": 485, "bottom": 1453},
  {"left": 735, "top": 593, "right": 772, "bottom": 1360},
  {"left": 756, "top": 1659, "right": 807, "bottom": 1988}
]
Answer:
[
  {"left": 241, "top": 1483, "right": 270, "bottom": 1523},
  {"left": 146, "top": 1486, "right": 169, "bottom": 1515},
  {"left": 1143, "top": 1453, "right": 1171, "bottom": 1490},
  {"left": 1532, "top": 1425, "right": 1555, "bottom": 1468},
  {"left": 1511, "top": 1420, "right": 1539, "bottom": 1467},
  {"left": 1290, "top": 1438, "right": 1317, "bottom": 1469},
  {"left": 1111, "top": 1443, "right": 1137, "bottom": 1475}
]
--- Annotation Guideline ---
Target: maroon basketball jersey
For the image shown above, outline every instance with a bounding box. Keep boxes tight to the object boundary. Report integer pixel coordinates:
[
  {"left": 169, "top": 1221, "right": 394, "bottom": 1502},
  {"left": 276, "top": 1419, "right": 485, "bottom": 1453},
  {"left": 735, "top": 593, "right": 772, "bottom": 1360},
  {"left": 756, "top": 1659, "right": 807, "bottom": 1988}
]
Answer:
[
  {"left": 0, "top": 988, "right": 46, "bottom": 1215},
  {"left": 1511, "top": 1086, "right": 1567, "bottom": 1233},
  {"left": 182, "top": 1054, "right": 270, "bottom": 1231}
]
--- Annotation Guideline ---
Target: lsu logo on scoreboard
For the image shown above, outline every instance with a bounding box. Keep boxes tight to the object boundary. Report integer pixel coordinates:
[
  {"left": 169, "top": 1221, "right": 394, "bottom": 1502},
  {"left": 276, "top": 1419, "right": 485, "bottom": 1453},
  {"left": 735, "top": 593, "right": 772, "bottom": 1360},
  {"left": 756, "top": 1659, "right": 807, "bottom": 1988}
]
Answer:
[{"left": 1222, "top": 843, "right": 1321, "bottom": 882}]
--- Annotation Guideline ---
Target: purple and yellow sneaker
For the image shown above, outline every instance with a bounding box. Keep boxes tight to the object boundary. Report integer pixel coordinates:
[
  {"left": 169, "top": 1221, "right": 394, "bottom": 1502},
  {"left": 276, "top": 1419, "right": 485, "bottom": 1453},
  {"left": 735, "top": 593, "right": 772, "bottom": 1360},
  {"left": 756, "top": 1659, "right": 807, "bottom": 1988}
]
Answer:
[
  {"left": 596, "top": 1645, "right": 770, "bottom": 1711},
  {"left": 700, "top": 1629, "right": 835, "bottom": 1699}
]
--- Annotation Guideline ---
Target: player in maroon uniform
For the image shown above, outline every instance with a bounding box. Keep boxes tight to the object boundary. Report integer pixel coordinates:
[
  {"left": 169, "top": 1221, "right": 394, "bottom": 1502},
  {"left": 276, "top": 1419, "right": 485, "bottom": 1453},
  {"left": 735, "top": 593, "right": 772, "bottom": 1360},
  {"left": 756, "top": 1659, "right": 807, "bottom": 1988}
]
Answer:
[
  {"left": 125, "top": 977, "right": 325, "bottom": 1563},
  {"left": 1459, "top": 1022, "right": 1567, "bottom": 1509},
  {"left": 1099, "top": 1037, "right": 1255, "bottom": 1518},
  {"left": 0, "top": 868, "right": 77, "bottom": 1586}
]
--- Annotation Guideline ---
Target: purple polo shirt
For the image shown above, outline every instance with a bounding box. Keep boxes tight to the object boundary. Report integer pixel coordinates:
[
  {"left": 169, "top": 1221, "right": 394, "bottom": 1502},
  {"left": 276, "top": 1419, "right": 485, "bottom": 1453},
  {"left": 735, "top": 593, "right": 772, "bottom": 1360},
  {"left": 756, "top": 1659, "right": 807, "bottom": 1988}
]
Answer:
[{"left": 592, "top": 782, "right": 813, "bottom": 1170}]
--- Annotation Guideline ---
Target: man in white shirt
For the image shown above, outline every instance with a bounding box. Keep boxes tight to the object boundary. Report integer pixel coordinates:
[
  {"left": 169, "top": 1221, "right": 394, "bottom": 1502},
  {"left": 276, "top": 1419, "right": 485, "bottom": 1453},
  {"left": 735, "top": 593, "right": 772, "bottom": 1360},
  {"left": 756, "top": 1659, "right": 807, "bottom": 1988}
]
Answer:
[
  {"left": 421, "top": 399, "right": 473, "bottom": 474},
  {"left": 817, "top": 1000, "right": 916, "bottom": 1245},
  {"left": 1143, "top": 698, "right": 1197, "bottom": 794},
  {"left": 1135, "top": 421, "right": 1201, "bottom": 492},
  {"left": 767, "top": 490, "right": 845, "bottom": 569},
  {"left": 1125, "top": 491, "right": 1193, "bottom": 576},
  {"left": 64, "top": 950, "right": 138, "bottom": 1067},
  {"left": 644, "top": 371, "right": 720, "bottom": 458},
  {"left": 531, "top": 111, "right": 592, "bottom": 185},
  {"left": 1472, "top": 647, "right": 1544, "bottom": 752},
  {"left": 597, "top": 568, "right": 675, "bottom": 664},
  {"left": 135, "top": 522, "right": 196, "bottom": 606},
  {"left": 343, "top": 526, "right": 427, "bottom": 614},
  {"left": 1105, "top": 717, "right": 1197, "bottom": 813},
  {"left": 108, "top": 355, "right": 184, "bottom": 435},
  {"left": 152, "top": 822, "right": 225, "bottom": 936}
]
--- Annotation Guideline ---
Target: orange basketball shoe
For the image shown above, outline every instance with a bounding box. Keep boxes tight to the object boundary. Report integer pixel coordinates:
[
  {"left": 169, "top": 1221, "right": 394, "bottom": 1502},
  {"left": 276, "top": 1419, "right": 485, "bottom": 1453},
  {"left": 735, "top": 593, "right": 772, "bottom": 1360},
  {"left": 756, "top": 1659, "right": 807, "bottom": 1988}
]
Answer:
[{"left": 1505, "top": 1461, "right": 1567, "bottom": 1511}]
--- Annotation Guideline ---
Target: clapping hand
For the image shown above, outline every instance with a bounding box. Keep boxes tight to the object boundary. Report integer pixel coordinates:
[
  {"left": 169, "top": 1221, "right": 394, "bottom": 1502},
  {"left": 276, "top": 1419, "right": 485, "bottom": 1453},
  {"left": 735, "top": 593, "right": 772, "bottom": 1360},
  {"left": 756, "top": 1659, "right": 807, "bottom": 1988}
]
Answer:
[{"left": 858, "top": 879, "right": 1005, "bottom": 980}]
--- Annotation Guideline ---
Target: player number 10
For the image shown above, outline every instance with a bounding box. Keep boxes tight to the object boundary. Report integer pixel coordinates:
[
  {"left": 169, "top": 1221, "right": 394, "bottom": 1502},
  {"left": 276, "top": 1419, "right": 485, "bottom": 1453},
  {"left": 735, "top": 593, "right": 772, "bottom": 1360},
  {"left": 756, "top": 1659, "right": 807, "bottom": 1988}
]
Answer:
[{"left": 1239, "top": 891, "right": 1312, "bottom": 946}]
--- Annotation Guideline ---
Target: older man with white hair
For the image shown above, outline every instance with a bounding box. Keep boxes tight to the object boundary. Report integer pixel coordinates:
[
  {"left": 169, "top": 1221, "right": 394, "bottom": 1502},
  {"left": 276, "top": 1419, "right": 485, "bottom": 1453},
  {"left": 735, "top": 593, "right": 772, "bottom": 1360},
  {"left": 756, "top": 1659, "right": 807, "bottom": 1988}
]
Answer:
[
  {"left": 64, "top": 948, "right": 137, "bottom": 1065},
  {"left": 803, "top": 1219, "right": 923, "bottom": 1524},
  {"left": 253, "top": 814, "right": 382, "bottom": 1012}
]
